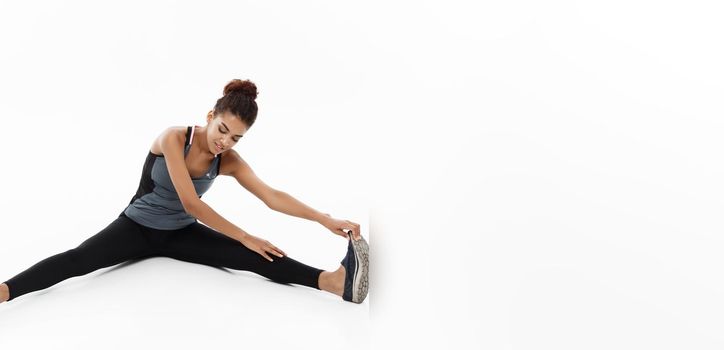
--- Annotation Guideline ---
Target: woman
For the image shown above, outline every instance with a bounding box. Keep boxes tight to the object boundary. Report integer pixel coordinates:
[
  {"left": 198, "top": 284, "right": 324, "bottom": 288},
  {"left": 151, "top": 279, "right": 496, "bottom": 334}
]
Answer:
[{"left": 0, "top": 79, "right": 369, "bottom": 304}]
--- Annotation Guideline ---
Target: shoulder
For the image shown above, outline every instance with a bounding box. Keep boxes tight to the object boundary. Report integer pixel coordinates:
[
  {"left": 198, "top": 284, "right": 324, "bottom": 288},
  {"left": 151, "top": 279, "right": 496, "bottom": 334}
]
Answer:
[
  {"left": 219, "top": 149, "right": 247, "bottom": 176},
  {"left": 165, "top": 125, "right": 189, "bottom": 138},
  {"left": 151, "top": 126, "right": 189, "bottom": 155}
]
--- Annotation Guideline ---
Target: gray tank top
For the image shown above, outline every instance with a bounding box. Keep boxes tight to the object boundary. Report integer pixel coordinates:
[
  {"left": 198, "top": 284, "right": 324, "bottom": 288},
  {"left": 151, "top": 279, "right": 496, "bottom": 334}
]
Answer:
[{"left": 121, "top": 125, "right": 222, "bottom": 230}]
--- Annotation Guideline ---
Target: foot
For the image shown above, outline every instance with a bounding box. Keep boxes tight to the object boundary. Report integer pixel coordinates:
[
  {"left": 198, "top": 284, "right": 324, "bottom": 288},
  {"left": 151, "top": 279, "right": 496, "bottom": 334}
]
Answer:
[{"left": 340, "top": 234, "right": 369, "bottom": 303}]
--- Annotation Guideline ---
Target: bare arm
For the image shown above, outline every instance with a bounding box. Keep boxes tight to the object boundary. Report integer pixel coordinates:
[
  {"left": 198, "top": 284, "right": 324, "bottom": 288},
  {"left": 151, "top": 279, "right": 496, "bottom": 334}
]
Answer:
[
  {"left": 224, "top": 149, "right": 329, "bottom": 225},
  {"left": 187, "top": 200, "right": 248, "bottom": 241},
  {"left": 266, "top": 191, "right": 329, "bottom": 224},
  {"left": 159, "top": 127, "right": 248, "bottom": 241},
  {"left": 267, "top": 190, "right": 361, "bottom": 240},
  {"left": 224, "top": 149, "right": 360, "bottom": 239},
  {"left": 187, "top": 198, "right": 284, "bottom": 261},
  {"left": 158, "top": 129, "right": 284, "bottom": 261}
]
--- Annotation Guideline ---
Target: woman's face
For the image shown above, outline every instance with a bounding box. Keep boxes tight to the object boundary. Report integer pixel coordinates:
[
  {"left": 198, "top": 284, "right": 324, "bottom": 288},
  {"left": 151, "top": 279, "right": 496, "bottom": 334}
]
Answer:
[{"left": 205, "top": 110, "right": 248, "bottom": 155}]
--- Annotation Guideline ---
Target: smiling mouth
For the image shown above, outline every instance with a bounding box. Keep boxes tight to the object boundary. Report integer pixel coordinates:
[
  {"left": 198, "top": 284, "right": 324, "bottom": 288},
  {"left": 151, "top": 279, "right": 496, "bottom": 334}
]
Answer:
[{"left": 215, "top": 143, "right": 223, "bottom": 151}]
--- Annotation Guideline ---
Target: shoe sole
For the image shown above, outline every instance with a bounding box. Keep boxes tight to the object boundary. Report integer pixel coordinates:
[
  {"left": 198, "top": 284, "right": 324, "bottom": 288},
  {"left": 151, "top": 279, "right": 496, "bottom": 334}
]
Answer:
[{"left": 350, "top": 236, "right": 369, "bottom": 303}]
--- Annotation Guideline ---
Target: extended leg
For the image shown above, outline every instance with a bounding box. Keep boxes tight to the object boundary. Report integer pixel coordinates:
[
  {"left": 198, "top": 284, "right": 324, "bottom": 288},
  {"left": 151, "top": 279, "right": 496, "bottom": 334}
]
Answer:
[
  {"left": 1, "top": 215, "right": 153, "bottom": 302},
  {"left": 159, "top": 222, "right": 326, "bottom": 290}
]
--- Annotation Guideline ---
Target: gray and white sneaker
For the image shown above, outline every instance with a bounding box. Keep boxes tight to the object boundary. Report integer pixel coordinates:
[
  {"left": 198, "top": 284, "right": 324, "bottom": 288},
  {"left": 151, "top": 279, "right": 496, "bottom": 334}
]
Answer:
[{"left": 340, "top": 232, "right": 369, "bottom": 303}]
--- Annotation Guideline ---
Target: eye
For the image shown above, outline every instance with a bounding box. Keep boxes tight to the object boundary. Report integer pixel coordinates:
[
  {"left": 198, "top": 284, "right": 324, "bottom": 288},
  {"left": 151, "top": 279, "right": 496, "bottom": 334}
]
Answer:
[{"left": 219, "top": 127, "right": 241, "bottom": 142}]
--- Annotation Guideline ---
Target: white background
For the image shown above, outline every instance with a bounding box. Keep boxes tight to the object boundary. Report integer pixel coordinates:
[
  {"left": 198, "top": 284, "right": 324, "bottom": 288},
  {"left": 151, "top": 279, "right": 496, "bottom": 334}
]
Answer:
[{"left": 1, "top": 0, "right": 723, "bottom": 349}]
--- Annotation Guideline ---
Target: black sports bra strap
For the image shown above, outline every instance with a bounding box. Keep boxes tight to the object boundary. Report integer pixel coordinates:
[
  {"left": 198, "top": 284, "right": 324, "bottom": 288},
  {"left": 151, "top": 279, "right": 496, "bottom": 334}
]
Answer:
[
  {"left": 216, "top": 152, "right": 222, "bottom": 174},
  {"left": 185, "top": 126, "right": 193, "bottom": 146}
]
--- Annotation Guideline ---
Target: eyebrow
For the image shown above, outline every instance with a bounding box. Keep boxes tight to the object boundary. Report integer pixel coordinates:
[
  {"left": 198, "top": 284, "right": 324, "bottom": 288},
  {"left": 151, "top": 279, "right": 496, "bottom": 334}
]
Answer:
[{"left": 221, "top": 122, "right": 244, "bottom": 137}]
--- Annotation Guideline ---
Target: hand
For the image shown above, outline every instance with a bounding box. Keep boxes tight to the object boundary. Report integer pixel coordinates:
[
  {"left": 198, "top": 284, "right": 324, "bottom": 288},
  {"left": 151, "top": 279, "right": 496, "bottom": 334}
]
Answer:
[
  {"left": 238, "top": 233, "right": 286, "bottom": 262},
  {"left": 320, "top": 213, "right": 362, "bottom": 241}
]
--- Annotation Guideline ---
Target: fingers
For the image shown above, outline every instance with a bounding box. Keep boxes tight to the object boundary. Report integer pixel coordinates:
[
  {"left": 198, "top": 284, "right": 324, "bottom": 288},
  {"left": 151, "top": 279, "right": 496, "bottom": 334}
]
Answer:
[
  {"left": 260, "top": 242, "right": 285, "bottom": 262},
  {"left": 270, "top": 245, "right": 285, "bottom": 258},
  {"left": 344, "top": 220, "right": 362, "bottom": 240},
  {"left": 260, "top": 251, "right": 274, "bottom": 262},
  {"left": 243, "top": 235, "right": 285, "bottom": 262},
  {"left": 332, "top": 229, "right": 348, "bottom": 239}
]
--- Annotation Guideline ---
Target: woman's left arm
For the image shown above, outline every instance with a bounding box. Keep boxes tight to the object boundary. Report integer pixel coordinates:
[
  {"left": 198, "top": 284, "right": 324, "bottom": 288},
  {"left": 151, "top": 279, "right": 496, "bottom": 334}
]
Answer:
[
  {"left": 267, "top": 191, "right": 362, "bottom": 241},
  {"left": 227, "top": 150, "right": 361, "bottom": 240}
]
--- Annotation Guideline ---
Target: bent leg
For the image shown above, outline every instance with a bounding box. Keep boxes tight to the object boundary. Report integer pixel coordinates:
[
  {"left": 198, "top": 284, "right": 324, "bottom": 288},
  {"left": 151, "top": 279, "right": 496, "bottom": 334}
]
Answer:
[
  {"left": 2, "top": 215, "right": 153, "bottom": 302},
  {"left": 160, "top": 223, "right": 324, "bottom": 289}
]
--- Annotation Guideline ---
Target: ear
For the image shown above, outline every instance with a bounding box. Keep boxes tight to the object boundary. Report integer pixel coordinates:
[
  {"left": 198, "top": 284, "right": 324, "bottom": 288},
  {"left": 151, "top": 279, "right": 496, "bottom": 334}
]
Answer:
[{"left": 206, "top": 110, "right": 214, "bottom": 123}]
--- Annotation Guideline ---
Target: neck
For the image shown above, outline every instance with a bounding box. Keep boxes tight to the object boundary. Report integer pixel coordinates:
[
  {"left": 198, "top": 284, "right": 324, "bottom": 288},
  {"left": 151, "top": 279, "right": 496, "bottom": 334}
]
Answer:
[{"left": 191, "top": 126, "right": 216, "bottom": 158}]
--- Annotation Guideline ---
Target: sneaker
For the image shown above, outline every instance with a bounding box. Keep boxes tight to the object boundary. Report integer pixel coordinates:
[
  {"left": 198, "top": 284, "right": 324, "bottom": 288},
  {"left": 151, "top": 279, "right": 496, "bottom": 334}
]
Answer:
[{"left": 339, "top": 232, "right": 369, "bottom": 304}]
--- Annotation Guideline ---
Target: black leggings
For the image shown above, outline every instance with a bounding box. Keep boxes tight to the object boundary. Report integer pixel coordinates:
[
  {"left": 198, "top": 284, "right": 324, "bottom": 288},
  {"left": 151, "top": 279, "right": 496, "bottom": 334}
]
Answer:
[{"left": 2, "top": 213, "right": 324, "bottom": 302}]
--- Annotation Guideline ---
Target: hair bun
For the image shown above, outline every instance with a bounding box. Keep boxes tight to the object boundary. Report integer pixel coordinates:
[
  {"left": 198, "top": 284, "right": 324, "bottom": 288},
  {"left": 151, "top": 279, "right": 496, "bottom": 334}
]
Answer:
[{"left": 223, "top": 79, "right": 258, "bottom": 100}]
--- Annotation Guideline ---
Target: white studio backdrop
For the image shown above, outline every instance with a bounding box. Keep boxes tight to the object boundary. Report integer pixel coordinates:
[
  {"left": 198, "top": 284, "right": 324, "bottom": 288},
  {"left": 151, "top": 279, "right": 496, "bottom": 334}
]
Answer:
[{"left": 1, "top": 0, "right": 724, "bottom": 349}]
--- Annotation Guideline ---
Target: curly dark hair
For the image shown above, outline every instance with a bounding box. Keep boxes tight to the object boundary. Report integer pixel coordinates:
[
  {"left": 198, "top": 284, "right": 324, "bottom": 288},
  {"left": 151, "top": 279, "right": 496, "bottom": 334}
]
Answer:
[{"left": 213, "top": 79, "right": 259, "bottom": 128}]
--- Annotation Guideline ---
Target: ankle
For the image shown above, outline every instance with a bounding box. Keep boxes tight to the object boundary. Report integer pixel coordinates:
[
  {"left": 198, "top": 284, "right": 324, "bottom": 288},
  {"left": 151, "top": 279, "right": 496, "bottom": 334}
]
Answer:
[
  {"left": 331, "top": 266, "right": 345, "bottom": 295},
  {"left": 319, "top": 269, "right": 344, "bottom": 297},
  {"left": 0, "top": 283, "right": 9, "bottom": 303}
]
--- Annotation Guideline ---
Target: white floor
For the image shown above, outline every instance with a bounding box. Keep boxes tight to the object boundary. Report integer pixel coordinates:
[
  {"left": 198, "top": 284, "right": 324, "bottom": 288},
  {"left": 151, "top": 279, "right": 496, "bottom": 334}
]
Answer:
[
  {"left": 0, "top": 254, "right": 370, "bottom": 349},
  {"left": 3, "top": 1, "right": 724, "bottom": 348}
]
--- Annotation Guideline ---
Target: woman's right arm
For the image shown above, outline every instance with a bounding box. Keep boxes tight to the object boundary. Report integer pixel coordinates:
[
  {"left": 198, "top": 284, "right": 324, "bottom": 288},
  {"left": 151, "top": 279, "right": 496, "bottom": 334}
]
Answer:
[{"left": 160, "top": 128, "right": 284, "bottom": 261}]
